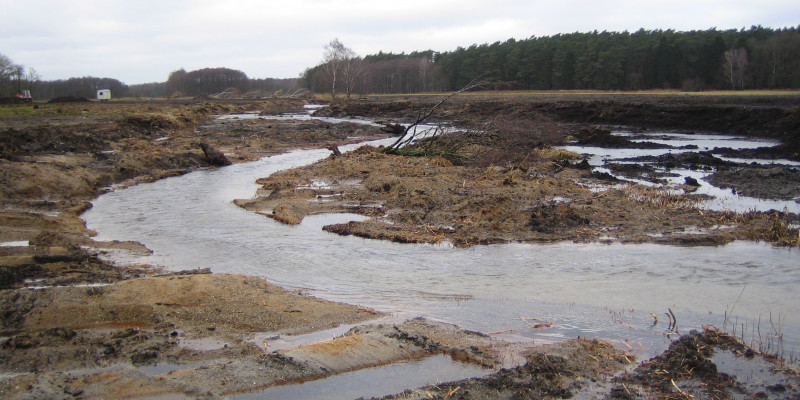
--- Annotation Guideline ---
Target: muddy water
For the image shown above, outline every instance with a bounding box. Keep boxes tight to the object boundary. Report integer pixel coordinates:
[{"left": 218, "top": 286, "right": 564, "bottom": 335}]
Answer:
[
  {"left": 560, "top": 132, "right": 800, "bottom": 213},
  {"left": 83, "top": 121, "right": 800, "bottom": 370}
]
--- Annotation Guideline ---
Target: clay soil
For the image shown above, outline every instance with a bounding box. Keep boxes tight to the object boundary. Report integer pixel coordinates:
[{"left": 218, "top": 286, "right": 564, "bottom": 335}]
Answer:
[{"left": 1, "top": 94, "right": 799, "bottom": 399}]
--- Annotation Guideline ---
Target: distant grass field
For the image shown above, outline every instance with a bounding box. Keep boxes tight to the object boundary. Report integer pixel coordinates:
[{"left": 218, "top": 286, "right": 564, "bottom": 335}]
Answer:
[
  {"left": 0, "top": 102, "right": 111, "bottom": 117},
  {"left": 0, "top": 103, "right": 52, "bottom": 116}
]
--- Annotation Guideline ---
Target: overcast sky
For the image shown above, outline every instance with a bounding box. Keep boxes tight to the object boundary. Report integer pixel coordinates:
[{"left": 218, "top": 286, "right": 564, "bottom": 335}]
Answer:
[{"left": 1, "top": 0, "right": 798, "bottom": 85}]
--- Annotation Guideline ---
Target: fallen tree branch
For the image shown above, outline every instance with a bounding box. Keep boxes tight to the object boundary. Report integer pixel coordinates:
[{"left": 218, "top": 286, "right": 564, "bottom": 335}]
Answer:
[{"left": 384, "top": 75, "right": 487, "bottom": 154}]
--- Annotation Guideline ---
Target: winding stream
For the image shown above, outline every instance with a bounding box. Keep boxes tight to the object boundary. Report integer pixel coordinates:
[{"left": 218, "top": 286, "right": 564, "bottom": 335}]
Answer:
[{"left": 83, "top": 117, "right": 800, "bottom": 366}]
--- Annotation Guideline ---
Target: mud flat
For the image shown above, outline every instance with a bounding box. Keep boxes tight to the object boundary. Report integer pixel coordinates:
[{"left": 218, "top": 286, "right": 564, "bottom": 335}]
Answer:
[{"left": 1, "top": 95, "right": 799, "bottom": 399}]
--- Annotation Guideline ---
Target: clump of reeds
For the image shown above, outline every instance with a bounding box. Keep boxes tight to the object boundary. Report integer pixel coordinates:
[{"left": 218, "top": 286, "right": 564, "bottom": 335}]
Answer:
[
  {"left": 725, "top": 311, "right": 791, "bottom": 363},
  {"left": 625, "top": 186, "right": 700, "bottom": 209},
  {"left": 534, "top": 148, "right": 582, "bottom": 161},
  {"left": 304, "top": 331, "right": 363, "bottom": 355},
  {"left": 760, "top": 212, "right": 800, "bottom": 247},
  {"left": 720, "top": 210, "right": 800, "bottom": 247}
]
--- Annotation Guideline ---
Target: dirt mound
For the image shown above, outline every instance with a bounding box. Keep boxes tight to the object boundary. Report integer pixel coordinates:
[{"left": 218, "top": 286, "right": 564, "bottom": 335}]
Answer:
[
  {"left": 710, "top": 166, "right": 800, "bottom": 200},
  {"left": 528, "top": 203, "right": 590, "bottom": 233},
  {"left": 123, "top": 114, "right": 179, "bottom": 130},
  {"left": 0, "top": 125, "right": 110, "bottom": 158},
  {"left": 0, "top": 97, "right": 33, "bottom": 104},
  {"left": 543, "top": 98, "right": 799, "bottom": 139}
]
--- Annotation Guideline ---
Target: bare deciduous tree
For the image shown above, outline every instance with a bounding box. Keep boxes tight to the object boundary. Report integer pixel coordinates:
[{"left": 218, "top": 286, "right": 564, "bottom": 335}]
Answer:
[
  {"left": 418, "top": 57, "right": 434, "bottom": 92},
  {"left": 321, "top": 38, "right": 356, "bottom": 99},
  {"left": 723, "top": 48, "right": 748, "bottom": 89},
  {"left": 341, "top": 56, "right": 365, "bottom": 100},
  {"left": 0, "top": 53, "right": 22, "bottom": 96},
  {"left": 0, "top": 53, "right": 17, "bottom": 79},
  {"left": 25, "top": 67, "right": 39, "bottom": 85}
]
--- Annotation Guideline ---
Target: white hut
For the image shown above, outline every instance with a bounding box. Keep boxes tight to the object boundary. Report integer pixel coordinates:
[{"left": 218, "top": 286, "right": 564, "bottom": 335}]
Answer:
[{"left": 97, "top": 89, "right": 111, "bottom": 100}]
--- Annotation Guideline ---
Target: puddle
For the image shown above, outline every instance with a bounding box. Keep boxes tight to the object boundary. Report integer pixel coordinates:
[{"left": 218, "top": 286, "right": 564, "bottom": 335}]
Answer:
[
  {"left": 559, "top": 130, "right": 800, "bottom": 213},
  {"left": 21, "top": 282, "right": 113, "bottom": 290},
  {"left": 250, "top": 316, "right": 402, "bottom": 352},
  {"left": 239, "top": 354, "right": 492, "bottom": 400},
  {"left": 0, "top": 241, "right": 29, "bottom": 247},
  {"left": 1, "top": 207, "right": 60, "bottom": 218},
  {"left": 621, "top": 131, "right": 781, "bottom": 150},
  {"left": 711, "top": 349, "right": 800, "bottom": 398}
]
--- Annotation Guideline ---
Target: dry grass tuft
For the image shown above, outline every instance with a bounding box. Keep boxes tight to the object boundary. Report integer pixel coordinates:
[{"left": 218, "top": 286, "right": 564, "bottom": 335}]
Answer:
[
  {"left": 626, "top": 186, "right": 700, "bottom": 209},
  {"left": 304, "top": 331, "right": 363, "bottom": 355},
  {"left": 534, "top": 148, "right": 582, "bottom": 161},
  {"left": 429, "top": 156, "right": 453, "bottom": 167},
  {"left": 738, "top": 212, "right": 800, "bottom": 247}
]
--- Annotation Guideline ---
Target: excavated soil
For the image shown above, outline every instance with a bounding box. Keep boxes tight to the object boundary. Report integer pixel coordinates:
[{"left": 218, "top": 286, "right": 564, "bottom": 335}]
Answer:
[
  {"left": 2, "top": 95, "right": 799, "bottom": 399},
  {"left": 240, "top": 95, "right": 800, "bottom": 248}
]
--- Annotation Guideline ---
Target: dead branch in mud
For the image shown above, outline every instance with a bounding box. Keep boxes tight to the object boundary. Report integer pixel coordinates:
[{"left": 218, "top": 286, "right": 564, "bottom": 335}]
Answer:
[
  {"left": 198, "top": 142, "right": 231, "bottom": 166},
  {"left": 324, "top": 144, "right": 342, "bottom": 157},
  {"left": 383, "top": 76, "right": 487, "bottom": 154},
  {"left": 665, "top": 308, "right": 680, "bottom": 335}
]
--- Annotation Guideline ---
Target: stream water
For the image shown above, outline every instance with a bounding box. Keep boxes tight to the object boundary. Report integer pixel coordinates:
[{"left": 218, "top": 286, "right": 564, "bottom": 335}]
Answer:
[{"left": 81, "top": 112, "right": 800, "bottom": 395}]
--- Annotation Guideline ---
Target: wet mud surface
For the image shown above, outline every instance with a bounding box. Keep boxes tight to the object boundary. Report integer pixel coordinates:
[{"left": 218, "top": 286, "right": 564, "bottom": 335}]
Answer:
[{"left": 1, "top": 95, "right": 799, "bottom": 398}]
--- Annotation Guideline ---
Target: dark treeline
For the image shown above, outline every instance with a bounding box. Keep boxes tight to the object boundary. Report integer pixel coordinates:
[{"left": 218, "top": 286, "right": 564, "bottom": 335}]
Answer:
[
  {"left": 435, "top": 26, "right": 800, "bottom": 91},
  {"left": 164, "top": 67, "right": 299, "bottom": 97},
  {"left": 304, "top": 26, "right": 800, "bottom": 95},
  {"left": 362, "top": 51, "right": 437, "bottom": 94},
  {"left": 2, "top": 56, "right": 300, "bottom": 100},
  {"left": 301, "top": 50, "right": 437, "bottom": 95},
  {"left": 33, "top": 68, "right": 300, "bottom": 100},
  {"left": 34, "top": 77, "right": 131, "bottom": 100},
  {"left": 165, "top": 68, "right": 247, "bottom": 97}
]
